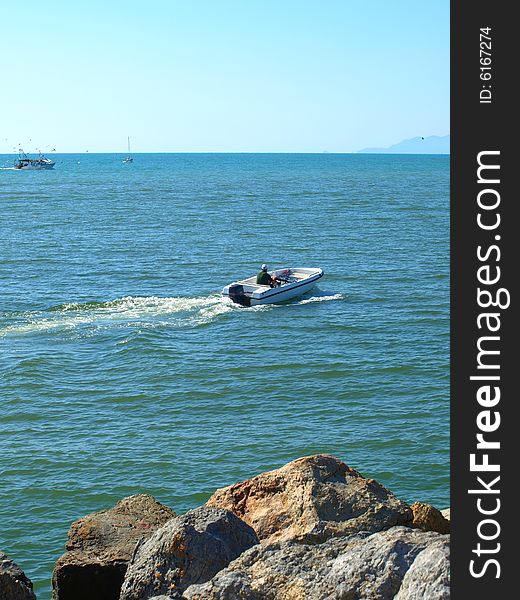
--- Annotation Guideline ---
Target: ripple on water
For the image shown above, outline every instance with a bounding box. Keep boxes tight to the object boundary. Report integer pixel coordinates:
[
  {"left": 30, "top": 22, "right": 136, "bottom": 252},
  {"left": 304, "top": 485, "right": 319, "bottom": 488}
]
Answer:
[{"left": 0, "top": 153, "right": 449, "bottom": 600}]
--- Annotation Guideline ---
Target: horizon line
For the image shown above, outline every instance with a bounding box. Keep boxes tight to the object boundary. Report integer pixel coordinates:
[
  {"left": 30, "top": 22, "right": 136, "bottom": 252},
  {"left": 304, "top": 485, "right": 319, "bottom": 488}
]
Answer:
[{"left": 0, "top": 150, "right": 451, "bottom": 155}]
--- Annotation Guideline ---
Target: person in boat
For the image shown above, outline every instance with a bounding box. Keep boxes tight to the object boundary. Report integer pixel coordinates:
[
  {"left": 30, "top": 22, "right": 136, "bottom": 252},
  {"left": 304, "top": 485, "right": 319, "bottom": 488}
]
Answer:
[{"left": 256, "top": 264, "right": 280, "bottom": 287}]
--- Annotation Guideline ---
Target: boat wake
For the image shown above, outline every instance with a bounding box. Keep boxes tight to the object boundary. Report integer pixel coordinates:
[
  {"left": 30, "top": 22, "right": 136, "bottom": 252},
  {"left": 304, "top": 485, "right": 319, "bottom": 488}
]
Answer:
[
  {"left": 1, "top": 295, "right": 238, "bottom": 337},
  {"left": 1, "top": 291, "right": 343, "bottom": 337},
  {"left": 297, "top": 292, "right": 344, "bottom": 305}
]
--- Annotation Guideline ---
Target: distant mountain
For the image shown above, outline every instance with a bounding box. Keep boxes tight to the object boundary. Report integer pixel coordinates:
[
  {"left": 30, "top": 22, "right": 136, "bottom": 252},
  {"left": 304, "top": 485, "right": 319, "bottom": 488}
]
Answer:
[{"left": 358, "top": 135, "right": 450, "bottom": 154}]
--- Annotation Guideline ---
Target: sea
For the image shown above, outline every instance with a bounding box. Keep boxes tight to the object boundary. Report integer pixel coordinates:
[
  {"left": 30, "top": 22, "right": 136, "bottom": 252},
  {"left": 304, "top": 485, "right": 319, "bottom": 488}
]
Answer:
[{"left": 0, "top": 152, "right": 449, "bottom": 598}]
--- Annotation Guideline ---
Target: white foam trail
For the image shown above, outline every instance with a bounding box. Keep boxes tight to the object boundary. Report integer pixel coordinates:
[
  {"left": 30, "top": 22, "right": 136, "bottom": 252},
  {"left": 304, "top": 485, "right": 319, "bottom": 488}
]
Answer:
[
  {"left": 195, "top": 301, "right": 235, "bottom": 324},
  {"left": 1, "top": 292, "right": 343, "bottom": 337},
  {"left": 297, "top": 293, "right": 344, "bottom": 305},
  {"left": 0, "top": 295, "right": 232, "bottom": 336},
  {"left": 61, "top": 295, "right": 222, "bottom": 316}
]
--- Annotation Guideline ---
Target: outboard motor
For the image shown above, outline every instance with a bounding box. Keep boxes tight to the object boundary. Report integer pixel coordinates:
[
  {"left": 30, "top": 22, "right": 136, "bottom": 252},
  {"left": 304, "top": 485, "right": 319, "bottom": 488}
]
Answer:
[{"left": 228, "top": 284, "right": 251, "bottom": 307}]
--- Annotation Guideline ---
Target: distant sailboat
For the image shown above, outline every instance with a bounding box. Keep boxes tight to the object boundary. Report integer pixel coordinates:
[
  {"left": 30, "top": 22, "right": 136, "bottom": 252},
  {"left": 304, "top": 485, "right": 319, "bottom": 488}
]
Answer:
[{"left": 122, "top": 137, "right": 133, "bottom": 163}]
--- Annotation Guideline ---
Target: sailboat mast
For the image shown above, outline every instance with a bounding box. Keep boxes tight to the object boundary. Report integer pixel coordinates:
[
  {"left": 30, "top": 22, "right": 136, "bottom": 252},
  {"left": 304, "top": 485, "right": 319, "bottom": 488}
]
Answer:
[{"left": 122, "top": 136, "right": 133, "bottom": 162}]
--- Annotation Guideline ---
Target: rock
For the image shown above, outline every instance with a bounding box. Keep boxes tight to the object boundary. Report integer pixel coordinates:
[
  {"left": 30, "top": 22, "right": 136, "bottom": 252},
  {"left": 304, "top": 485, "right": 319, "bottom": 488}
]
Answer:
[
  {"left": 119, "top": 506, "right": 259, "bottom": 600},
  {"left": 441, "top": 508, "right": 450, "bottom": 521},
  {"left": 410, "top": 502, "right": 450, "bottom": 534},
  {"left": 0, "top": 551, "right": 36, "bottom": 600},
  {"left": 52, "top": 494, "right": 176, "bottom": 600},
  {"left": 184, "top": 526, "right": 450, "bottom": 600},
  {"left": 394, "top": 539, "right": 450, "bottom": 599},
  {"left": 206, "top": 454, "right": 412, "bottom": 544}
]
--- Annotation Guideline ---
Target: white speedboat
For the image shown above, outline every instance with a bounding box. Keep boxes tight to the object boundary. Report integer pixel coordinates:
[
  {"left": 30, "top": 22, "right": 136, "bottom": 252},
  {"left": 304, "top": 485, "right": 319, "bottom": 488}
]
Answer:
[
  {"left": 222, "top": 267, "right": 324, "bottom": 307},
  {"left": 14, "top": 149, "right": 55, "bottom": 170}
]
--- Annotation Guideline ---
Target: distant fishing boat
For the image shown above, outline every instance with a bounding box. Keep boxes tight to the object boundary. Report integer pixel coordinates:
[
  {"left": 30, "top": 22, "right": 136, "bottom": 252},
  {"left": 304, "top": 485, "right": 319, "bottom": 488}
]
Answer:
[
  {"left": 122, "top": 137, "right": 133, "bottom": 163},
  {"left": 14, "top": 149, "right": 55, "bottom": 170}
]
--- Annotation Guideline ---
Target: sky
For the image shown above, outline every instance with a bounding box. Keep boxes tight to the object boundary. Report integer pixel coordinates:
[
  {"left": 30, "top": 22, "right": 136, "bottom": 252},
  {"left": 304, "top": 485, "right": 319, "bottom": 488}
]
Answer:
[{"left": 0, "top": 0, "right": 449, "bottom": 153}]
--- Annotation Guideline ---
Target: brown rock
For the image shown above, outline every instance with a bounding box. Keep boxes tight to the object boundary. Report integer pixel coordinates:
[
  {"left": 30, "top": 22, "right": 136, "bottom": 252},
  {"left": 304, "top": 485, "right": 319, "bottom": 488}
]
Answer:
[
  {"left": 206, "top": 454, "right": 412, "bottom": 544},
  {"left": 410, "top": 502, "right": 450, "bottom": 534},
  {"left": 0, "top": 551, "right": 36, "bottom": 600},
  {"left": 52, "top": 494, "right": 175, "bottom": 600}
]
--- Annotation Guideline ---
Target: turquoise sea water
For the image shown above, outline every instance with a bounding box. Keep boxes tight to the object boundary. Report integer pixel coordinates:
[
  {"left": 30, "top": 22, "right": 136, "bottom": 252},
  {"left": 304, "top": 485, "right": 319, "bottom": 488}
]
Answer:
[{"left": 0, "top": 153, "right": 449, "bottom": 598}]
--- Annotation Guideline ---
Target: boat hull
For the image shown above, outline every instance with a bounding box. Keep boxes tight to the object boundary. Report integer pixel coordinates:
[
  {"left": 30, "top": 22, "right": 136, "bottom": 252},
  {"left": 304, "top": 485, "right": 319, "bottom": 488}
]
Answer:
[
  {"left": 14, "top": 159, "right": 55, "bottom": 170},
  {"left": 222, "top": 268, "right": 324, "bottom": 306},
  {"left": 15, "top": 162, "right": 55, "bottom": 170}
]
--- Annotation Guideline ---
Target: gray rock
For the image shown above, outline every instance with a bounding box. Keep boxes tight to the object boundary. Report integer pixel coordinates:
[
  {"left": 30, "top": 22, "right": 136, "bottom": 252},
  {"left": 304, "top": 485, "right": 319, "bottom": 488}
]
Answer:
[
  {"left": 119, "top": 506, "right": 259, "bottom": 600},
  {"left": 52, "top": 494, "right": 175, "bottom": 600},
  {"left": 207, "top": 454, "right": 412, "bottom": 544},
  {"left": 0, "top": 551, "right": 36, "bottom": 600},
  {"left": 394, "top": 540, "right": 450, "bottom": 599},
  {"left": 184, "top": 526, "right": 450, "bottom": 600}
]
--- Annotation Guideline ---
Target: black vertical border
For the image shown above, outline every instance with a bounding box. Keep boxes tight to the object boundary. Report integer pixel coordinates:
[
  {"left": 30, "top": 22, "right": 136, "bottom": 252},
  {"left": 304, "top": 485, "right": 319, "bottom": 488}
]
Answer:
[{"left": 451, "top": 1, "right": 515, "bottom": 597}]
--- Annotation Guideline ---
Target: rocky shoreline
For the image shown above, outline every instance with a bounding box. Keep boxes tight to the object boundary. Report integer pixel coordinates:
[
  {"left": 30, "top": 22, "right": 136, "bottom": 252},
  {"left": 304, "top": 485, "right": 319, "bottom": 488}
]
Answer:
[{"left": 1, "top": 454, "right": 450, "bottom": 600}]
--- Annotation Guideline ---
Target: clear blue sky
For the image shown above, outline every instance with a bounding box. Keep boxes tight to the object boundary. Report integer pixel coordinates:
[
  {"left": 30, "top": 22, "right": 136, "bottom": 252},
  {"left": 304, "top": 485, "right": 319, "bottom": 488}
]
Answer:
[{"left": 1, "top": 0, "right": 449, "bottom": 153}]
